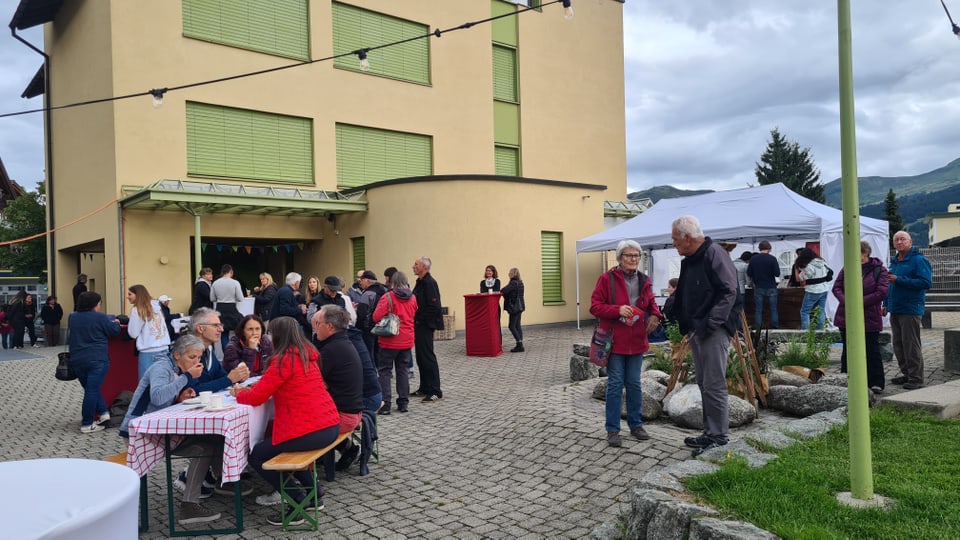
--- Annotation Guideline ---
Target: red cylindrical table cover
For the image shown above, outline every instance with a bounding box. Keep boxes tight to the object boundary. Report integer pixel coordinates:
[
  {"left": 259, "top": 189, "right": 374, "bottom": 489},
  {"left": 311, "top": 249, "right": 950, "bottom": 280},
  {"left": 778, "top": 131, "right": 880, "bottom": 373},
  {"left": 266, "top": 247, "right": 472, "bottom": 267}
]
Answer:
[
  {"left": 102, "top": 328, "right": 139, "bottom": 404},
  {"left": 464, "top": 293, "right": 503, "bottom": 357}
]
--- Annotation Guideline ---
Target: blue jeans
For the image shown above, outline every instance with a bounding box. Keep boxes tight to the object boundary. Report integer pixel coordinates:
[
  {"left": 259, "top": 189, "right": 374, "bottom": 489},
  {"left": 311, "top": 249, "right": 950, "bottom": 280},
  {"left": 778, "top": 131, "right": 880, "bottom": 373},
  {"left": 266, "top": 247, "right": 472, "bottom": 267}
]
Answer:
[
  {"left": 73, "top": 357, "right": 109, "bottom": 426},
  {"left": 138, "top": 349, "right": 168, "bottom": 380},
  {"left": 363, "top": 392, "right": 383, "bottom": 414},
  {"left": 605, "top": 353, "right": 644, "bottom": 433},
  {"left": 754, "top": 288, "right": 779, "bottom": 328},
  {"left": 800, "top": 291, "right": 827, "bottom": 330}
]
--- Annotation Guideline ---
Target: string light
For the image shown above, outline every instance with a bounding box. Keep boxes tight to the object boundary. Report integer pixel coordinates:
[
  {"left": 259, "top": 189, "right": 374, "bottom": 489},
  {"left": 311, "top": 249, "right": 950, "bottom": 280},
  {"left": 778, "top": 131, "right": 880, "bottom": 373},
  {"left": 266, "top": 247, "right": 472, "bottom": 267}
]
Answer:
[
  {"left": 941, "top": 0, "right": 960, "bottom": 39},
  {"left": 0, "top": 0, "right": 572, "bottom": 119}
]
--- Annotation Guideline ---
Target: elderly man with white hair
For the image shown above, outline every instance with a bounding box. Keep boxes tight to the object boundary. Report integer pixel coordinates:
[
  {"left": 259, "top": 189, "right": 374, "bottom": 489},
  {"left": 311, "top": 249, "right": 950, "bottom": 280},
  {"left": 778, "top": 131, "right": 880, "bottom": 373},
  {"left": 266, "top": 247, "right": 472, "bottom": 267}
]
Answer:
[
  {"left": 670, "top": 215, "right": 741, "bottom": 457},
  {"left": 270, "top": 272, "right": 306, "bottom": 322}
]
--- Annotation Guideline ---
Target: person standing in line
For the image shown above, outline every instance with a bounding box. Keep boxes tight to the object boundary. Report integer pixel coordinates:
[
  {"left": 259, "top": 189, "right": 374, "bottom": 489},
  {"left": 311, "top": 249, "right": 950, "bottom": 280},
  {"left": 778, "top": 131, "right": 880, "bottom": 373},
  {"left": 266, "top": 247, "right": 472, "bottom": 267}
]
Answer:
[
  {"left": 480, "top": 265, "right": 501, "bottom": 294},
  {"left": 210, "top": 264, "right": 245, "bottom": 352},
  {"left": 733, "top": 252, "right": 752, "bottom": 308},
  {"left": 69, "top": 291, "right": 122, "bottom": 433},
  {"left": 833, "top": 241, "right": 889, "bottom": 394},
  {"left": 126, "top": 284, "right": 172, "bottom": 379},
  {"left": 412, "top": 256, "right": 444, "bottom": 402},
  {"left": 373, "top": 271, "right": 417, "bottom": 414},
  {"left": 72, "top": 274, "right": 88, "bottom": 309},
  {"left": 7, "top": 291, "right": 26, "bottom": 349},
  {"left": 883, "top": 231, "right": 932, "bottom": 390},
  {"left": 41, "top": 295, "right": 64, "bottom": 347},
  {"left": 746, "top": 240, "right": 780, "bottom": 329},
  {"left": 189, "top": 267, "right": 214, "bottom": 315},
  {"left": 590, "top": 241, "right": 662, "bottom": 448},
  {"left": 500, "top": 267, "right": 525, "bottom": 352},
  {"left": 23, "top": 294, "right": 38, "bottom": 347},
  {"left": 795, "top": 248, "right": 832, "bottom": 330},
  {"left": 671, "top": 215, "right": 741, "bottom": 456}
]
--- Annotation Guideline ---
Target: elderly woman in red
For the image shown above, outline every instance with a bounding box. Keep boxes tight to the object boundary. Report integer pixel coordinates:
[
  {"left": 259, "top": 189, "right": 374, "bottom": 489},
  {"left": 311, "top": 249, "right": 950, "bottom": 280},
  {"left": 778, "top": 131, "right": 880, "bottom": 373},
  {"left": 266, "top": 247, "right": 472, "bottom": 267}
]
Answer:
[{"left": 230, "top": 316, "right": 340, "bottom": 527}]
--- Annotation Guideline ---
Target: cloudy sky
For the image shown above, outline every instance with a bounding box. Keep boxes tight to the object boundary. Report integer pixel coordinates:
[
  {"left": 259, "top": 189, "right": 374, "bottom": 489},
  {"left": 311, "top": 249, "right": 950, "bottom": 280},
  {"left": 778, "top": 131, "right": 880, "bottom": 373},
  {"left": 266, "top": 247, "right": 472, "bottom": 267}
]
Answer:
[{"left": 1, "top": 2, "right": 959, "bottom": 193}]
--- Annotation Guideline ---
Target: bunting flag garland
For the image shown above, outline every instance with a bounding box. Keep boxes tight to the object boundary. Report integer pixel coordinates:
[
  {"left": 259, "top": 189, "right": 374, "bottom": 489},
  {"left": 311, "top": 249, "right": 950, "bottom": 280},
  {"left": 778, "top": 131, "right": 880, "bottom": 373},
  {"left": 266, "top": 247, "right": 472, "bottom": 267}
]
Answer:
[{"left": 199, "top": 242, "right": 308, "bottom": 253}]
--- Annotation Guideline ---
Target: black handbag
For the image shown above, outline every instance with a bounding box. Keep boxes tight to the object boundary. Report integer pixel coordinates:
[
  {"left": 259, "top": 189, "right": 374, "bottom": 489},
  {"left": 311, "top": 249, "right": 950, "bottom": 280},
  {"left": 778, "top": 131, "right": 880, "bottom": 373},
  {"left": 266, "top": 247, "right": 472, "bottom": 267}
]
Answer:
[{"left": 55, "top": 352, "right": 76, "bottom": 381}]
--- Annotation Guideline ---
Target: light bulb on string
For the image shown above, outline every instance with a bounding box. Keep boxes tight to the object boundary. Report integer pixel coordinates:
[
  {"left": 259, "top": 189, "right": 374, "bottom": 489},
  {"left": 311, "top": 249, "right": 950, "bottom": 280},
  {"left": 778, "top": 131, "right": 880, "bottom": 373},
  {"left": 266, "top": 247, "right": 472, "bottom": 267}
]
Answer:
[
  {"left": 561, "top": 0, "right": 574, "bottom": 20},
  {"left": 357, "top": 49, "right": 370, "bottom": 72},
  {"left": 149, "top": 88, "right": 167, "bottom": 109}
]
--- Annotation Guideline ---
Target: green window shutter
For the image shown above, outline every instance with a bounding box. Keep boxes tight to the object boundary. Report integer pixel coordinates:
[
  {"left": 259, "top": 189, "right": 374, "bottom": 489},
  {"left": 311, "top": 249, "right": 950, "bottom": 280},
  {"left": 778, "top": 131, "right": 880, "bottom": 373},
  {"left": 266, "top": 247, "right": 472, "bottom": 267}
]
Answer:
[
  {"left": 352, "top": 237, "right": 366, "bottom": 274},
  {"left": 335, "top": 124, "right": 432, "bottom": 188},
  {"left": 491, "top": 1, "right": 518, "bottom": 46},
  {"left": 332, "top": 2, "right": 430, "bottom": 85},
  {"left": 182, "top": 0, "right": 310, "bottom": 61},
  {"left": 495, "top": 145, "right": 519, "bottom": 176},
  {"left": 186, "top": 102, "right": 314, "bottom": 184},
  {"left": 492, "top": 45, "right": 518, "bottom": 103},
  {"left": 541, "top": 231, "right": 563, "bottom": 304}
]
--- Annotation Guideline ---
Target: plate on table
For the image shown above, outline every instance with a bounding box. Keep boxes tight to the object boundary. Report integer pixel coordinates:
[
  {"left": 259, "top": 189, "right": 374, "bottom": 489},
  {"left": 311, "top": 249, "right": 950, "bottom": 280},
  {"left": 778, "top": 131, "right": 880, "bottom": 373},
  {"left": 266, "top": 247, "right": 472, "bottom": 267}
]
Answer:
[
  {"left": 204, "top": 404, "right": 234, "bottom": 412},
  {"left": 182, "top": 397, "right": 203, "bottom": 405}
]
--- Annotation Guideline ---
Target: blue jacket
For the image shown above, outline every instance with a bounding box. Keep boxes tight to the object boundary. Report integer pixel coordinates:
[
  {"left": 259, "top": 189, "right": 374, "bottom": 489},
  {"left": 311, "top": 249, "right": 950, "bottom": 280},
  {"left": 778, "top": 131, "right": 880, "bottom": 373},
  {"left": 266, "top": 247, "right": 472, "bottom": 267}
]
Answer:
[
  {"left": 68, "top": 311, "right": 121, "bottom": 364},
  {"left": 270, "top": 284, "right": 300, "bottom": 320},
  {"left": 119, "top": 354, "right": 192, "bottom": 436},
  {"left": 188, "top": 345, "right": 233, "bottom": 393},
  {"left": 883, "top": 247, "right": 932, "bottom": 316}
]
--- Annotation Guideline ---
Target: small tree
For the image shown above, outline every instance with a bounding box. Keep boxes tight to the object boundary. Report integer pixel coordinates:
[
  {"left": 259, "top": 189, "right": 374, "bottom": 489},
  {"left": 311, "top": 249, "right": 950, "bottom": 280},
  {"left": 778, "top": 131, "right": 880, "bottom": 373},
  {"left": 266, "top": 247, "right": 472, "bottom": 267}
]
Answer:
[
  {"left": 0, "top": 185, "right": 47, "bottom": 282},
  {"left": 754, "top": 127, "right": 825, "bottom": 203},
  {"left": 883, "top": 189, "right": 906, "bottom": 248}
]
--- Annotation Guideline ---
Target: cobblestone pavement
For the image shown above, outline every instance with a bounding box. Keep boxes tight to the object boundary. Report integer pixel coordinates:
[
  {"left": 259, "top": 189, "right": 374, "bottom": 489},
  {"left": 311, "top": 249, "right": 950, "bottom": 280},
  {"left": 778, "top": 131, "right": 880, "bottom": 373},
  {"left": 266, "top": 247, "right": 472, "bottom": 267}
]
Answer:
[{"left": 1, "top": 313, "right": 957, "bottom": 538}]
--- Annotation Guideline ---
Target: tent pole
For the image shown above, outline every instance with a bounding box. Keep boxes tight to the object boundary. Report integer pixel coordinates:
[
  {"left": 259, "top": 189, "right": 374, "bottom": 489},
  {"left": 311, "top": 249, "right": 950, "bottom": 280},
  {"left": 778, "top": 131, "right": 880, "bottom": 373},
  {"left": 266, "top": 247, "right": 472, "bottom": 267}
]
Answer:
[{"left": 575, "top": 253, "right": 581, "bottom": 329}]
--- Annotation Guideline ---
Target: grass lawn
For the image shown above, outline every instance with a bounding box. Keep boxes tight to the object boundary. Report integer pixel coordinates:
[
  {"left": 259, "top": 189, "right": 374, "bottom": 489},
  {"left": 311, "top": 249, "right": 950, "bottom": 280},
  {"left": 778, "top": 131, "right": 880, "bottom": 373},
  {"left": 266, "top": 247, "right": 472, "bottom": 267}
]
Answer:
[{"left": 683, "top": 407, "right": 960, "bottom": 539}]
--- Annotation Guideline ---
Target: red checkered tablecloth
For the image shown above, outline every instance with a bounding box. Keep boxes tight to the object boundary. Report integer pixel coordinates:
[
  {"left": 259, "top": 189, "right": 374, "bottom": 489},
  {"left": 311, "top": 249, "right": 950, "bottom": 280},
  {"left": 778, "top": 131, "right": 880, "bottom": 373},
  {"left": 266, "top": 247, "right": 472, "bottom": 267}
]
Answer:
[{"left": 126, "top": 400, "right": 252, "bottom": 483}]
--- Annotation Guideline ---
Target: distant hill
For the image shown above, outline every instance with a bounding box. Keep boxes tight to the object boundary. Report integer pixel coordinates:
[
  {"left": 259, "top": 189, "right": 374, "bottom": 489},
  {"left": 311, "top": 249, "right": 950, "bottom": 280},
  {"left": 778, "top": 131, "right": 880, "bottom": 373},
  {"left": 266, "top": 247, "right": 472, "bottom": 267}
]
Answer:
[{"left": 627, "top": 185, "right": 713, "bottom": 204}]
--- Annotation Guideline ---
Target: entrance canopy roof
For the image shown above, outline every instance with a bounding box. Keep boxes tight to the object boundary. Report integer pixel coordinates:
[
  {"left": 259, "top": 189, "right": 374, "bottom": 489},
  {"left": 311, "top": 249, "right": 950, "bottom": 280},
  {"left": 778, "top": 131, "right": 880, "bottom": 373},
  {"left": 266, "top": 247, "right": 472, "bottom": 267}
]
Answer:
[{"left": 120, "top": 179, "right": 367, "bottom": 217}]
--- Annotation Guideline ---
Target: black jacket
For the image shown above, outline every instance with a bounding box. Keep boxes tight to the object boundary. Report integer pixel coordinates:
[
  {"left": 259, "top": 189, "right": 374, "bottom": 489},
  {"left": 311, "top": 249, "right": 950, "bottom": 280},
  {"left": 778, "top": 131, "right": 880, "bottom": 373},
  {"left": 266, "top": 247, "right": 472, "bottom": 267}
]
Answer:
[
  {"left": 314, "top": 331, "right": 364, "bottom": 414},
  {"left": 189, "top": 279, "right": 213, "bottom": 314},
  {"left": 674, "top": 237, "right": 741, "bottom": 338},
  {"left": 501, "top": 277, "right": 525, "bottom": 314},
  {"left": 253, "top": 284, "right": 278, "bottom": 320},
  {"left": 41, "top": 303, "right": 64, "bottom": 325},
  {"left": 413, "top": 272, "right": 444, "bottom": 330}
]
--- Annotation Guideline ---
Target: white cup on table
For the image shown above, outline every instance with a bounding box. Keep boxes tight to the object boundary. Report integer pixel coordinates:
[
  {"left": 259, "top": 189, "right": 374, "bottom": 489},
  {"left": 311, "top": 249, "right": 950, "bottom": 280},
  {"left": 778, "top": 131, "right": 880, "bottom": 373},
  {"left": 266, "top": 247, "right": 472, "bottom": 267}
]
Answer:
[
  {"left": 199, "top": 391, "right": 212, "bottom": 405},
  {"left": 208, "top": 394, "right": 223, "bottom": 409}
]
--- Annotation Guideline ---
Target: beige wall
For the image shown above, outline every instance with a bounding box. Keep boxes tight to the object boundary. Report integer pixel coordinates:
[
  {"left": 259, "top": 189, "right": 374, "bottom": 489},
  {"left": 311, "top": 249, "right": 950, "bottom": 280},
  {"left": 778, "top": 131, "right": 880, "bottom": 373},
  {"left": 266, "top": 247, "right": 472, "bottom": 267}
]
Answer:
[{"left": 929, "top": 214, "right": 960, "bottom": 245}]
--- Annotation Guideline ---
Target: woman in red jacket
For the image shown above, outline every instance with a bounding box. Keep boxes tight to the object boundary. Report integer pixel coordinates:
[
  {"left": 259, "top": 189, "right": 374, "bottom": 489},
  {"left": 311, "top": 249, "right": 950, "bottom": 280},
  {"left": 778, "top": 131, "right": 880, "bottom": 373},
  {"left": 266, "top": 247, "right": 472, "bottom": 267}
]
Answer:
[
  {"left": 373, "top": 271, "right": 418, "bottom": 415},
  {"left": 590, "top": 240, "right": 663, "bottom": 448},
  {"left": 231, "top": 316, "right": 340, "bottom": 526}
]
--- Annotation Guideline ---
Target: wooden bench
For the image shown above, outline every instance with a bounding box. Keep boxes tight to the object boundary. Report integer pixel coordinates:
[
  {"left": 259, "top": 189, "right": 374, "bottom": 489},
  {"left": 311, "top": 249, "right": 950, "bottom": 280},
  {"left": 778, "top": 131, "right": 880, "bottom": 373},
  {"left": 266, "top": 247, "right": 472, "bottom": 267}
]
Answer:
[
  {"left": 104, "top": 452, "right": 149, "bottom": 533},
  {"left": 262, "top": 431, "right": 351, "bottom": 531}
]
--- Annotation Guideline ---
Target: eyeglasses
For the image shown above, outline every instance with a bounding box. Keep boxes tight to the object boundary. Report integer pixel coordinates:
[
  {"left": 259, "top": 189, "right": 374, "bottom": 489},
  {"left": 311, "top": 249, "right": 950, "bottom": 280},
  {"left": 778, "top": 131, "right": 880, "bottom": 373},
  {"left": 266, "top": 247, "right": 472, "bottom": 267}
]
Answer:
[
  {"left": 621, "top": 253, "right": 641, "bottom": 259},
  {"left": 202, "top": 322, "right": 224, "bottom": 329}
]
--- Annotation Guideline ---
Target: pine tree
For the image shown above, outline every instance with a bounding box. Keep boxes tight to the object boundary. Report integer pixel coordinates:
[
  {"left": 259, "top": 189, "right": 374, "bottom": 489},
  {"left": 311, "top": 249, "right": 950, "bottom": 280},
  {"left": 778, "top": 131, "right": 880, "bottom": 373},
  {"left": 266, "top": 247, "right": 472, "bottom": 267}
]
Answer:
[
  {"left": 883, "top": 189, "right": 906, "bottom": 247},
  {"left": 754, "top": 128, "right": 824, "bottom": 203}
]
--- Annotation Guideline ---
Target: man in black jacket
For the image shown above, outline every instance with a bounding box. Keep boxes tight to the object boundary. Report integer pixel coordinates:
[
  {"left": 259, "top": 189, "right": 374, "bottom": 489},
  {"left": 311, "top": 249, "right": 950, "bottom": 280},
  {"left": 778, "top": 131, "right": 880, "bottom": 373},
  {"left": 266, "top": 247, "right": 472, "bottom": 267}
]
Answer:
[
  {"left": 671, "top": 215, "right": 741, "bottom": 456},
  {"left": 412, "top": 256, "right": 444, "bottom": 402}
]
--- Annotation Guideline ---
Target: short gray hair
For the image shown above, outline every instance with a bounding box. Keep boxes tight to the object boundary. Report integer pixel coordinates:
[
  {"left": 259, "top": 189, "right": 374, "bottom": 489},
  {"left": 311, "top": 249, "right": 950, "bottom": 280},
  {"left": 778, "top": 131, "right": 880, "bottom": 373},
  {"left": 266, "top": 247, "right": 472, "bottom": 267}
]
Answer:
[
  {"left": 188, "top": 307, "right": 219, "bottom": 334},
  {"left": 318, "top": 304, "right": 350, "bottom": 332},
  {"left": 390, "top": 271, "right": 410, "bottom": 289},
  {"left": 616, "top": 240, "right": 642, "bottom": 260},
  {"left": 672, "top": 215, "right": 704, "bottom": 239},
  {"left": 285, "top": 272, "right": 302, "bottom": 287},
  {"left": 418, "top": 256, "right": 432, "bottom": 270},
  {"left": 172, "top": 334, "right": 206, "bottom": 357}
]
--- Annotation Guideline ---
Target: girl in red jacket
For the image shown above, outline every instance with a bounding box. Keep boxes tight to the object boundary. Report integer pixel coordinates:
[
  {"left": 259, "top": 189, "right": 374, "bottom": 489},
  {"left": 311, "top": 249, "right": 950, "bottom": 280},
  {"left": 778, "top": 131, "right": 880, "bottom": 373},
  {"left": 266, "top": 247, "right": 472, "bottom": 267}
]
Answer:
[{"left": 232, "top": 316, "right": 340, "bottom": 526}]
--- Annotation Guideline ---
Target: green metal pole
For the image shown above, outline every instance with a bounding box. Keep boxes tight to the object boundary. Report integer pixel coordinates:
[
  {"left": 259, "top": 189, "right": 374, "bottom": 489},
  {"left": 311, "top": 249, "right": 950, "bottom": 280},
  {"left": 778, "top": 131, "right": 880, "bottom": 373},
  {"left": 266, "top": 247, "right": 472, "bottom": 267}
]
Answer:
[
  {"left": 194, "top": 213, "right": 203, "bottom": 278},
  {"left": 837, "top": 0, "right": 873, "bottom": 499}
]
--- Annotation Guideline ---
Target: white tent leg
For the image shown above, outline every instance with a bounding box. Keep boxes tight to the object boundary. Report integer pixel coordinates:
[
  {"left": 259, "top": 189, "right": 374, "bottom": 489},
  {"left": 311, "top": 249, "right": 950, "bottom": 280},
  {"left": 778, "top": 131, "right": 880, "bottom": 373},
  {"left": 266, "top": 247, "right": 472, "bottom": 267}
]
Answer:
[{"left": 575, "top": 253, "right": 581, "bottom": 329}]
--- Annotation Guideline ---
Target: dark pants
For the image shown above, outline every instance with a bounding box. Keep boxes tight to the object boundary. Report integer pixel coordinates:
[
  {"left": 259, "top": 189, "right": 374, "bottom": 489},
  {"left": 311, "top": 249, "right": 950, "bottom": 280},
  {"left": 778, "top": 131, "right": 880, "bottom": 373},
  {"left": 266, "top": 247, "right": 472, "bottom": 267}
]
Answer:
[
  {"left": 73, "top": 357, "right": 109, "bottom": 426},
  {"left": 754, "top": 288, "right": 779, "bottom": 329},
  {"left": 12, "top": 322, "right": 25, "bottom": 348},
  {"left": 890, "top": 313, "right": 924, "bottom": 384},
  {"left": 508, "top": 312, "right": 523, "bottom": 344},
  {"left": 248, "top": 425, "right": 340, "bottom": 498},
  {"left": 44, "top": 324, "right": 60, "bottom": 347},
  {"left": 414, "top": 324, "right": 442, "bottom": 397},
  {"left": 378, "top": 347, "right": 411, "bottom": 407},
  {"left": 839, "top": 330, "right": 883, "bottom": 389}
]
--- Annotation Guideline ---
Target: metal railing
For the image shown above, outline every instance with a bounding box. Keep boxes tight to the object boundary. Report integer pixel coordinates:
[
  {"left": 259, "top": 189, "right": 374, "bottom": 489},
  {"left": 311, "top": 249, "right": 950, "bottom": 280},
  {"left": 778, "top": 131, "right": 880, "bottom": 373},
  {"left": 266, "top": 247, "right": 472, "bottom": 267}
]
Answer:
[{"left": 920, "top": 247, "right": 960, "bottom": 293}]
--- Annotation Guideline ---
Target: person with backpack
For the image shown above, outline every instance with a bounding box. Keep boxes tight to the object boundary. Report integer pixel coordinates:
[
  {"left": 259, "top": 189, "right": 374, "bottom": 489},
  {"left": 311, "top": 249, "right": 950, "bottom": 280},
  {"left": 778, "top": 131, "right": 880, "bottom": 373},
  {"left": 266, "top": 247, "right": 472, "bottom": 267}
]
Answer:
[
  {"left": 795, "top": 248, "right": 833, "bottom": 330},
  {"left": 832, "top": 241, "right": 889, "bottom": 394},
  {"left": 589, "top": 240, "right": 663, "bottom": 448}
]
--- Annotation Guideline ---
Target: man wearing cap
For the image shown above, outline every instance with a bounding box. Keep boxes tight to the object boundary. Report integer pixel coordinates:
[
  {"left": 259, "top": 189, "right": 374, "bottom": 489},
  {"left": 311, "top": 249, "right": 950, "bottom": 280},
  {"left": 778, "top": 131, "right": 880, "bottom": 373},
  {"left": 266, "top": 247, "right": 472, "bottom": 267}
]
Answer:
[
  {"left": 355, "top": 271, "right": 388, "bottom": 355},
  {"left": 157, "top": 294, "right": 180, "bottom": 340},
  {"left": 308, "top": 276, "right": 357, "bottom": 328}
]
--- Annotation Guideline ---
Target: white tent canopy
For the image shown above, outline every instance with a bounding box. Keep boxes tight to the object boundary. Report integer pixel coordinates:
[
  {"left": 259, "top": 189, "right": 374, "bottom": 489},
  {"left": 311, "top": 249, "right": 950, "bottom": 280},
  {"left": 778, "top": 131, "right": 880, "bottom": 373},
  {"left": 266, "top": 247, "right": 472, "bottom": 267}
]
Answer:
[{"left": 574, "top": 183, "right": 890, "bottom": 325}]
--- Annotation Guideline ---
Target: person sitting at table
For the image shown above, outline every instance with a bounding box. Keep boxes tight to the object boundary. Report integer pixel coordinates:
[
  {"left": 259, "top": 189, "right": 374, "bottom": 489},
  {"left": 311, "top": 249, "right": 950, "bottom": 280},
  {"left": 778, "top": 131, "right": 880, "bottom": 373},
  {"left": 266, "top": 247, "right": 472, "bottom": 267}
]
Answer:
[
  {"left": 69, "top": 291, "right": 121, "bottom": 433},
  {"left": 311, "top": 305, "right": 365, "bottom": 471},
  {"left": 119, "top": 335, "right": 233, "bottom": 526},
  {"left": 222, "top": 314, "right": 274, "bottom": 376},
  {"left": 184, "top": 307, "right": 250, "bottom": 393},
  {"left": 231, "top": 316, "right": 341, "bottom": 527}
]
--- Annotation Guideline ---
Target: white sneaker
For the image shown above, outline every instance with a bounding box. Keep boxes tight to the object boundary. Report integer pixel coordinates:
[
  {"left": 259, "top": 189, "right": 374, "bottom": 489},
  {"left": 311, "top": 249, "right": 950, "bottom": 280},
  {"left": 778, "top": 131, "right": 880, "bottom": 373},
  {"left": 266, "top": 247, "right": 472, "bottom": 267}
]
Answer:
[
  {"left": 256, "top": 491, "right": 282, "bottom": 506},
  {"left": 97, "top": 412, "right": 111, "bottom": 425},
  {"left": 80, "top": 423, "right": 105, "bottom": 434}
]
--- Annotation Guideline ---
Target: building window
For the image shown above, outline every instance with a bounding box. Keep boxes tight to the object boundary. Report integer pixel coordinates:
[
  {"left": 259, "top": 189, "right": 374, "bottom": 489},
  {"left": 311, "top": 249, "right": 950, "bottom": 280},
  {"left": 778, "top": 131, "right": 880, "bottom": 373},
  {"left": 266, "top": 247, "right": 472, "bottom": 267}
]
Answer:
[
  {"left": 335, "top": 124, "right": 433, "bottom": 188},
  {"left": 182, "top": 0, "right": 310, "bottom": 61},
  {"left": 541, "top": 231, "right": 564, "bottom": 305},
  {"left": 332, "top": 2, "right": 430, "bottom": 85},
  {"left": 492, "top": 45, "right": 518, "bottom": 103},
  {"left": 352, "top": 237, "right": 365, "bottom": 275},
  {"left": 186, "top": 102, "right": 314, "bottom": 184},
  {"left": 495, "top": 145, "right": 519, "bottom": 176}
]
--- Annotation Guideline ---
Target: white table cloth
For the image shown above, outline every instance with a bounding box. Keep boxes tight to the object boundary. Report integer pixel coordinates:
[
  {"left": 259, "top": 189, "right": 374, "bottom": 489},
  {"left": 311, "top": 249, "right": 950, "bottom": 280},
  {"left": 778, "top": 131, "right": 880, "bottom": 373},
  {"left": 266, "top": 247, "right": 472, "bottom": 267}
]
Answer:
[{"left": 0, "top": 458, "right": 139, "bottom": 539}]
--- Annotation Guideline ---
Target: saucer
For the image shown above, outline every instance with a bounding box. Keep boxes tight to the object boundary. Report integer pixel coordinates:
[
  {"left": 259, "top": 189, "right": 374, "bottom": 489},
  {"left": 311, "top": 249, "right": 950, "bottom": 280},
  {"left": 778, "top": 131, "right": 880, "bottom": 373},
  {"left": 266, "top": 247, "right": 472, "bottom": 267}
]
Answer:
[
  {"left": 183, "top": 397, "right": 203, "bottom": 405},
  {"left": 204, "top": 404, "right": 234, "bottom": 412}
]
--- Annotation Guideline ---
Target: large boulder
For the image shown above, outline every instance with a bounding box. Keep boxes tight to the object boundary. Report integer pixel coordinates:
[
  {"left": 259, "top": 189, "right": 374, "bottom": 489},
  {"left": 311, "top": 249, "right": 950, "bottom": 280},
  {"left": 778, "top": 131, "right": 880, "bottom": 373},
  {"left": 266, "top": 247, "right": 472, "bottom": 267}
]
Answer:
[
  {"left": 662, "top": 384, "right": 755, "bottom": 429},
  {"left": 643, "top": 369, "right": 671, "bottom": 386},
  {"left": 571, "top": 354, "right": 599, "bottom": 381},
  {"left": 766, "top": 384, "right": 849, "bottom": 416},
  {"left": 766, "top": 369, "right": 812, "bottom": 387},
  {"left": 592, "top": 378, "right": 664, "bottom": 420}
]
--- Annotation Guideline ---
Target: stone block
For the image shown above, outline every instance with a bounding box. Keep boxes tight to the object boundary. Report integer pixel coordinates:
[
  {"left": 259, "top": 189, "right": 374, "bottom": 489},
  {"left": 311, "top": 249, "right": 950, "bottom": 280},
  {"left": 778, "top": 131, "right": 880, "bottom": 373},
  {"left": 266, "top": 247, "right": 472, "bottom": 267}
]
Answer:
[
  {"left": 689, "top": 517, "right": 780, "bottom": 540},
  {"left": 571, "top": 354, "right": 599, "bottom": 381},
  {"left": 945, "top": 328, "right": 960, "bottom": 374}
]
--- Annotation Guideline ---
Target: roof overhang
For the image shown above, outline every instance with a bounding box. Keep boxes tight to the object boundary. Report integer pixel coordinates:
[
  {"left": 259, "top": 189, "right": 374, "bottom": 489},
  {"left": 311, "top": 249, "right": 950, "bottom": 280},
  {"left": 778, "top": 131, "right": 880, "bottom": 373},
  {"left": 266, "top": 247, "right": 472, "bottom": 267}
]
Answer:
[
  {"left": 9, "top": 0, "right": 65, "bottom": 30},
  {"left": 120, "top": 179, "right": 367, "bottom": 218}
]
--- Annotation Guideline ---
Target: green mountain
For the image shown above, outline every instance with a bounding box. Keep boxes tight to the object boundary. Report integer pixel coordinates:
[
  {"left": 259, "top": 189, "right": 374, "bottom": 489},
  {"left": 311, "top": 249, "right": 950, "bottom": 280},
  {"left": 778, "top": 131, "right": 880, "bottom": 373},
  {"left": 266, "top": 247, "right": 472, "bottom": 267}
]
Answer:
[
  {"left": 627, "top": 185, "right": 713, "bottom": 204},
  {"left": 823, "top": 157, "right": 960, "bottom": 208}
]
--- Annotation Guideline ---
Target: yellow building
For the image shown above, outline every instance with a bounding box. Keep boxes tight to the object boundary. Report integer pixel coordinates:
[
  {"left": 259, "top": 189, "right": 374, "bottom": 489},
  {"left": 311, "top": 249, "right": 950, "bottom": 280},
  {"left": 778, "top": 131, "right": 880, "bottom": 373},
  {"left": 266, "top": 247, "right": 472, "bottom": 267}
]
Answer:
[
  {"left": 12, "top": 0, "right": 626, "bottom": 328},
  {"left": 928, "top": 203, "right": 960, "bottom": 246}
]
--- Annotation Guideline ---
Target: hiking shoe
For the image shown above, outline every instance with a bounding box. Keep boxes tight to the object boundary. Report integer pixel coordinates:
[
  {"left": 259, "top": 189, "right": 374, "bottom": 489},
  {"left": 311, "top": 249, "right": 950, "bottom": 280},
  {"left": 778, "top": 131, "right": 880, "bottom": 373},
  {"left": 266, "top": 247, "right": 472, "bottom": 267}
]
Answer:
[
  {"left": 607, "top": 432, "right": 622, "bottom": 447},
  {"left": 684, "top": 435, "right": 721, "bottom": 448},
  {"left": 178, "top": 502, "right": 220, "bottom": 525},
  {"left": 79, "top": 423, "right": 105, "bottom": 434},
  {"left": 267, "top": 505, "right": 306, "bottom": 527},
  {"left": 256, "top": 491, "right": 282, "bottom": 506},
  {"left": 902, "top": 382, "right": 925, "bottom": 390},
  {"left": 691, "top": 440, "right": 727, "bottom": 457},
  {"left": 174, "top": 471, "right": 214, "bottom": 499},
  {"left": 422, "top": 394, "right": 442, "bottom": 403},
  {"left": 891, "top": 376, "right": 908, "bottom": 385},
  {"left": 336, "top": 444, "right": 360, "bottom": 471},
  {"left": 96, "top": 412, "right": 111, "bottom": 425},
  {"left": 377, "top": 404, "right": 391, "bottom": 416},
  {"left": 397, "top": 403, "right": 409, "bottom": 413},
  {"left": 631, "top": 426, "right": 651, "bottom": 440},
  {"left": 214, "top": 482, "right": 253, "bottom": 496},
  {"left": 870, "top": 386, "right": 883, "bottom": 395}
]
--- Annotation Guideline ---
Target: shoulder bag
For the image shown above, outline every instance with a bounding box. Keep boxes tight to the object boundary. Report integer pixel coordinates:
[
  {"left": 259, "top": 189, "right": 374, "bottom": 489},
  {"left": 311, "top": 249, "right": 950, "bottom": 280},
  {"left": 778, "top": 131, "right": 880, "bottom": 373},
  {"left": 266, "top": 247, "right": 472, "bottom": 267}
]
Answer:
[
  {"left": 371, "top": 293, "right": 401, "bottom": 337},
  {"left": 589, "top": 271, "right": 617, "bottom": 368},
  {"left": 55, "top": 329, "right": 76, "bottom": 381}
]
